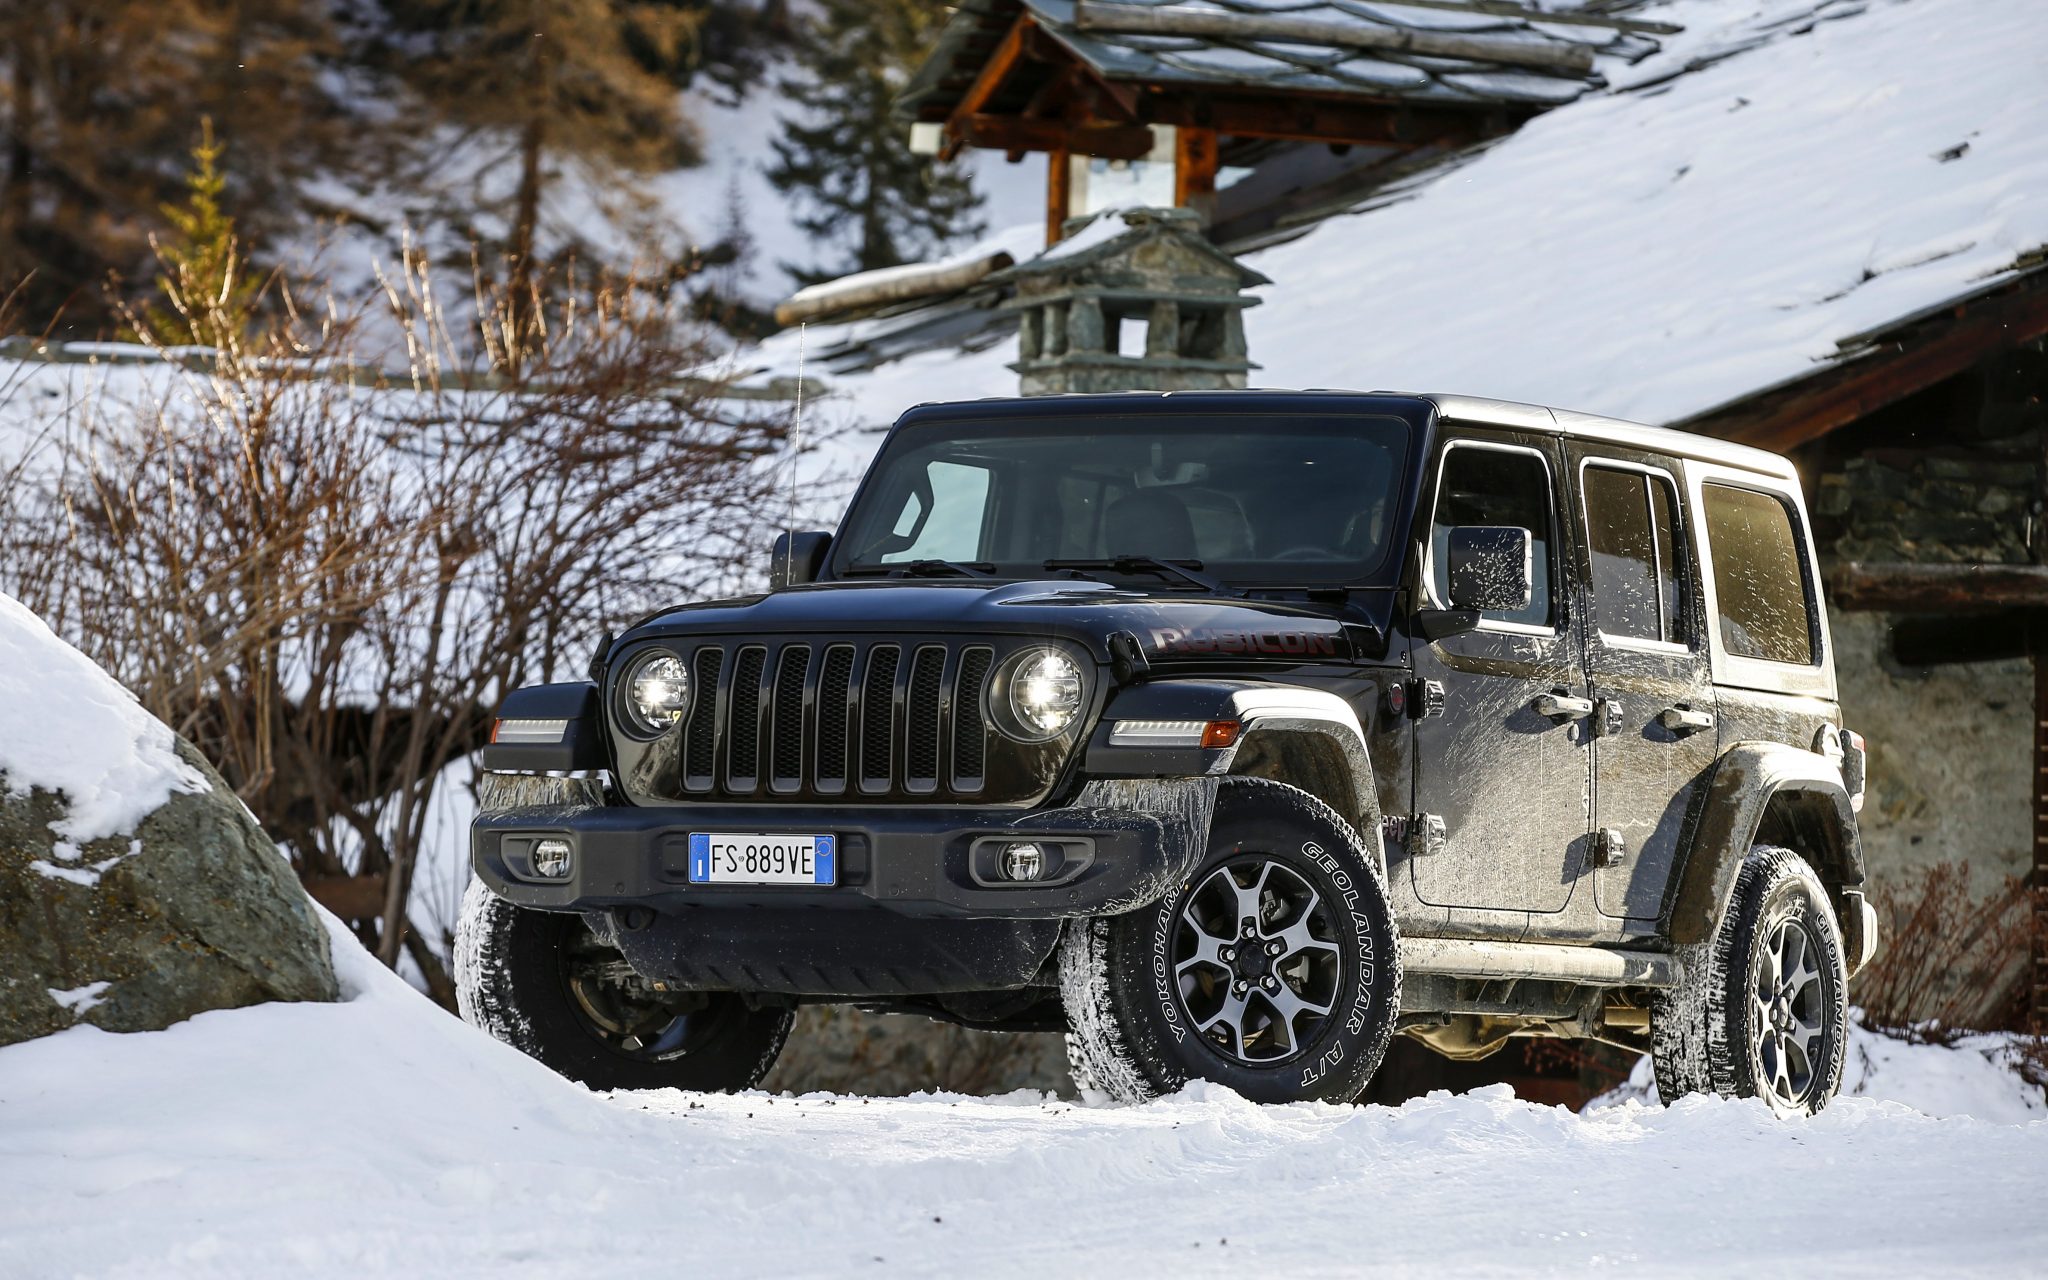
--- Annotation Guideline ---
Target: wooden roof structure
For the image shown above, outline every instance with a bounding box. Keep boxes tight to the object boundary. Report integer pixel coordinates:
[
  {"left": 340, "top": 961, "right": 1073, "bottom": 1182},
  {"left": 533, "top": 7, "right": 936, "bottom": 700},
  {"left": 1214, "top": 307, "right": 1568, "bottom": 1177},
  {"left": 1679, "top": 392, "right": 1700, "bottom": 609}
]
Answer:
[
  {"left": 1677, "top": 259, "right": 2048, "bottom": 455},
  {"left": 901, "top": 0, "right": 1672, "bottom": 239}
]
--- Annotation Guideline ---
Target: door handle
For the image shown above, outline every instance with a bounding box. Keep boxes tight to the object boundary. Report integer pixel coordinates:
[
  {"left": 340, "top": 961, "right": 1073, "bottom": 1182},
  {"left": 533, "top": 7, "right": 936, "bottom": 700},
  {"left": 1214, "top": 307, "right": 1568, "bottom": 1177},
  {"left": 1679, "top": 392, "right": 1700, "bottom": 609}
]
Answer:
[
  {"left": 1659, "top": 706, "right": 1715, "bottom": 735},
  {"left": 1533, "top": 691, "right": 1594, "bottom": 720}
]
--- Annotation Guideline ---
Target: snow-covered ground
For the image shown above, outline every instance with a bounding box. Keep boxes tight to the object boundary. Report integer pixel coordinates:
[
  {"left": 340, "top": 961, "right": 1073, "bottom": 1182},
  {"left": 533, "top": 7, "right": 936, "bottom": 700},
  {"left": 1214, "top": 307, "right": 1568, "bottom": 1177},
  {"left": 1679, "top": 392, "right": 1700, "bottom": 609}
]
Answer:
[
  {"left": 2, "top": 914, "right": 2042, "bottom": 1278},
  {"left": 1592, "top": 1016, "right": 2047, "bottom": 1126}
]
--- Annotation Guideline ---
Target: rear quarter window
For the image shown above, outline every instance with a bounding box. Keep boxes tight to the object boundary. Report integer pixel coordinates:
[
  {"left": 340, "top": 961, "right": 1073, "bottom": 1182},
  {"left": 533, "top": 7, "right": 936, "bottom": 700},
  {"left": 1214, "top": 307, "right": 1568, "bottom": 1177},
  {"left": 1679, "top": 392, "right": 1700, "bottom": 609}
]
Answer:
[{"left": 1702, "top": 483, "right": 1815, "bottom": 665}]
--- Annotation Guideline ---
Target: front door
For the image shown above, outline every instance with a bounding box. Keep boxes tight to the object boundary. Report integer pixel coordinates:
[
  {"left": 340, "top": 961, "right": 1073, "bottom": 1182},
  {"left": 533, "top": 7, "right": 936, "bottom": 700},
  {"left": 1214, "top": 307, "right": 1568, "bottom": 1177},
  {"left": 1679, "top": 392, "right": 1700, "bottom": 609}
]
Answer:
[
  {"left": 1569, "top": 451, "right": 1718, "bottom": 921},
  {"left": 1410, "top": 436, "right": 1591, "bottom": 917}
]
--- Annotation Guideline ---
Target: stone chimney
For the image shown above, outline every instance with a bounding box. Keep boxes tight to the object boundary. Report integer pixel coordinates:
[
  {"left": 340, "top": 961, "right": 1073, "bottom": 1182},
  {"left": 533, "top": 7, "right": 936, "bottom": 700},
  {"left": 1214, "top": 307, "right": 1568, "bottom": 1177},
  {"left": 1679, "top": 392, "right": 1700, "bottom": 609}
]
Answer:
[{"left": 993, "top": 207, "right": 1269, "bottom": 396}]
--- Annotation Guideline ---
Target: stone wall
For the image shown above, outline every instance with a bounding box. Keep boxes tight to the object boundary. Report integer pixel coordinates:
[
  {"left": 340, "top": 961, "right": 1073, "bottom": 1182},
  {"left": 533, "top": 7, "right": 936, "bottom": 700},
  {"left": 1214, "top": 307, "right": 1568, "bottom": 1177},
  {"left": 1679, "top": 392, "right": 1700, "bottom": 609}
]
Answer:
[
  {"left": 1828, "top": 609, "right": 2032, "bottom": 901},
  {"left": 1815, "top": 446, "right": 2036, "bottom": 568},
  {"left": 1811, "top": 419, "right": 2039, "bottom": 1020}
]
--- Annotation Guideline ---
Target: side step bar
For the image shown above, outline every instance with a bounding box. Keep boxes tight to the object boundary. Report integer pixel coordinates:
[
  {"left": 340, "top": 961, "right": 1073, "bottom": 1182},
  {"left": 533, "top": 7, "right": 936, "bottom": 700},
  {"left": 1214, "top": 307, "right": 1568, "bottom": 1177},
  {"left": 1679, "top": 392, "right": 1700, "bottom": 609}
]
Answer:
[{"left": 1400, "top": 937, "right": 1680, "bottom": 989}]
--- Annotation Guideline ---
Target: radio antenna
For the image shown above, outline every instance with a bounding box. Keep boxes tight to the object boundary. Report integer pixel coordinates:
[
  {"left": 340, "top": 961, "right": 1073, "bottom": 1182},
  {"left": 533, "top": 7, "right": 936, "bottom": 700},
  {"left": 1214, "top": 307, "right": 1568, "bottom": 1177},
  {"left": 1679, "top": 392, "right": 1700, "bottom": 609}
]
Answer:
[{"left": 787, "top": 322, "right": 807, "bottom": 557}]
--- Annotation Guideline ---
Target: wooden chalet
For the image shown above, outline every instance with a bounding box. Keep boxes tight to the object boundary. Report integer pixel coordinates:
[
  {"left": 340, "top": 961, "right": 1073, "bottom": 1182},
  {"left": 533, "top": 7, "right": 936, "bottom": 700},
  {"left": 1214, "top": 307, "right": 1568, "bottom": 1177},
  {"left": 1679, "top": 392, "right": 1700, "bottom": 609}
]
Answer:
[{"left": 901, "top": 0, "right": 1671, "bottom": 245}]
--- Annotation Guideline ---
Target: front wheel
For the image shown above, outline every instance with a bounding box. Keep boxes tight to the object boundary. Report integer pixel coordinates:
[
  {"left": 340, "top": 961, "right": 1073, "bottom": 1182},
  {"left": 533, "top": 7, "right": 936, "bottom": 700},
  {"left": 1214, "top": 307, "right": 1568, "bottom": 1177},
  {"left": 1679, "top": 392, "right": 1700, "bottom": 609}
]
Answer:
[
  {"left": 1059, "top": 777, "right": 1401, "bottom": 1104},
  {"left": 455, "top": 880, "right": 792, "bottom": 1092},
  {"left": 1650, "top": 845, "right": 1848, "bottom": 1115}
]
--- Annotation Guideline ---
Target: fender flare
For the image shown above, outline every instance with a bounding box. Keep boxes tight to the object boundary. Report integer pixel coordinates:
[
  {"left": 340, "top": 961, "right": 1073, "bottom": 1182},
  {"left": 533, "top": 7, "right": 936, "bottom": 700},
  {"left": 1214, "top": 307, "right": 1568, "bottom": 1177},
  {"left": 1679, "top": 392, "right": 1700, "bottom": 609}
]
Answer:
[
  {"left": 480, "top": 681, "right": 608, "bottom": 773},
  {"left": 1083, "top": 681, "right": 1383, "bottom": 870},
  {"left": 1663, "top": 741, "right": 1866, "bottom": 948}
]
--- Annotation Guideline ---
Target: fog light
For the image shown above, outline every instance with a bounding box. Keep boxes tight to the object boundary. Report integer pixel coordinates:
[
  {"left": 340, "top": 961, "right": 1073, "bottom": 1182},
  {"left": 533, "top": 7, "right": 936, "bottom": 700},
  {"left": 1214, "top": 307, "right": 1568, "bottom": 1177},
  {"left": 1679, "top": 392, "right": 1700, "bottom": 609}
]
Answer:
[
  {"left": 532, "top": 838, "right": 573, "bottom": 880},
  {"left": 1000, "top": 842, "right": 1049, "bottom": 882}
]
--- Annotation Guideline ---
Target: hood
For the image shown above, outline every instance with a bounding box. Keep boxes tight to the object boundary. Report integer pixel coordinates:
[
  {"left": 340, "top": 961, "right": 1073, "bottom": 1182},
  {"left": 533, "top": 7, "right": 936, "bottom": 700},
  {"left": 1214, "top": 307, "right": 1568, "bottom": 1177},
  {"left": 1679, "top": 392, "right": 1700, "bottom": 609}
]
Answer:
[{"left": 621, "top": 579, "right": 1389, "bottom": 665}]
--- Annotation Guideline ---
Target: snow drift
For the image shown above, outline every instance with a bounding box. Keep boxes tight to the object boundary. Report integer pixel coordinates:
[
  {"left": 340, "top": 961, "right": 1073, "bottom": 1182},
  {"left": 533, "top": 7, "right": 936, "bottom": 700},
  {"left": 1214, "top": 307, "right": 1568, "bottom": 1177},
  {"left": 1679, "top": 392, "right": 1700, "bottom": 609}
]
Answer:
[{"left": 2, "top": 913, "right": 2042, "bottom": 1277}]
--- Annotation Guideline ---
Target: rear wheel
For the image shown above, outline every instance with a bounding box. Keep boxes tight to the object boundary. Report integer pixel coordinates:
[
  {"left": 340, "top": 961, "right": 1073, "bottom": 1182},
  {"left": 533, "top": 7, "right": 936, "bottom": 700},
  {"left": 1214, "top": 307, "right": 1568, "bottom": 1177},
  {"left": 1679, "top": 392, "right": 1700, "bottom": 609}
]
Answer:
[
  {"left": 1060, "top": 777, "right": 1400, "bottom": 1104},
  {"left": 456, "top": 880, "right": 792, "bottom": 1092},
  {"left": 1650, "top": 845, "right": 1848, "bottom": 1115}
]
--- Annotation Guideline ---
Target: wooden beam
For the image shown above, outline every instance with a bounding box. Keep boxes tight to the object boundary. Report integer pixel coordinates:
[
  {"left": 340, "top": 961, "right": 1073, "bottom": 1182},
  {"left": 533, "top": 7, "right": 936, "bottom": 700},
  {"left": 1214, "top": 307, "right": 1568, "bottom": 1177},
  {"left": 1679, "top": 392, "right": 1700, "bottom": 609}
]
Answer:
[
  {"left": 959, "top": 113, "right": 1156, "bottom": 161},
  {"left": 1175, "top": 125, "right": 1219, "bottom": 224},
  {"left": 941, "top": 15, "right": 1036, "bottom": 160},
  {"left": 1825, "top": 561, "right": 2048, "bottom": 613},
  {"left": 1142, "top": 93, "right": 1500, "bottom": 149},
  {"left": 1047, "top": 147, "right": 1072, "bottom": 246},
  {"left": 1036, "top": 31, "right": 1143, "bottom": 123},
  {"left": 1022, "top": 62, "right": 1081, "bottom": 120},
  {"left": 1682, "top": 270, "right": 2048, "bottom": 452}
]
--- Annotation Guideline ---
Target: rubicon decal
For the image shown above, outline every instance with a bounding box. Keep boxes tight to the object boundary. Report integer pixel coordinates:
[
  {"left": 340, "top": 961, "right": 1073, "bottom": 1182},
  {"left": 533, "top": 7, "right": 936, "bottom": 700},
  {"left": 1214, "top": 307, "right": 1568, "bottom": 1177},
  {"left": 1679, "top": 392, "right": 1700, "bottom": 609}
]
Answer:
[{"left": 1148, "top": 627, "right": 1338, "bottom": 657}]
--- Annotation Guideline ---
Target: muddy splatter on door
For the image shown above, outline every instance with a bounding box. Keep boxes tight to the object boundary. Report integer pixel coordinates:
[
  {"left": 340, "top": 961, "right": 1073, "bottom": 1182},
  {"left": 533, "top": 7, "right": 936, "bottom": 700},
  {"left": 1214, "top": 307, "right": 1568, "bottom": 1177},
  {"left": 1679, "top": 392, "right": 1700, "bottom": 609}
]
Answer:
[{"left": 1409, "top": 435, "right": 1591, "bottom": 916}]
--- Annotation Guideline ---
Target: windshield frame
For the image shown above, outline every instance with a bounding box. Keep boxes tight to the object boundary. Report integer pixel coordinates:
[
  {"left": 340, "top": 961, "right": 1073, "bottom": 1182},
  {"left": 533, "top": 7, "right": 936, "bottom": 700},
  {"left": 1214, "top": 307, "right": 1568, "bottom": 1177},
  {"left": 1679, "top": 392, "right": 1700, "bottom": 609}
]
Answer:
[{"left": 827, "top": 408, "right": 1422, "bottom": 589}]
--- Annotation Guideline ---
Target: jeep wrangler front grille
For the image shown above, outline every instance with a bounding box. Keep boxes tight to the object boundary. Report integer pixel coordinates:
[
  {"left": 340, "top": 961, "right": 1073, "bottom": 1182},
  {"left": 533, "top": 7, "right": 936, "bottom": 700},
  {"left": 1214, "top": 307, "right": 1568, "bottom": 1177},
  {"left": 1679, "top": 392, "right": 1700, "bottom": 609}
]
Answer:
[{"left": 665, "top": 638, "right": 1017, "bottom": 802}]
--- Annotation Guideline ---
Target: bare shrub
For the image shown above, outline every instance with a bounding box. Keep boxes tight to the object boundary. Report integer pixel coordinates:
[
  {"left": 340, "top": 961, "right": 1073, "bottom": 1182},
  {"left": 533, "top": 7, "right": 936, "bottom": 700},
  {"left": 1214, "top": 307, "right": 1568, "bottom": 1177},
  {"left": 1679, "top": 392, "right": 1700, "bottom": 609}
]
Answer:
[
  {"left": 1, "top": 252, "right": 795, "bottom": 1001},
  {"left": 1852, "top": 861, "right": 2032, "bottom": 1040}
]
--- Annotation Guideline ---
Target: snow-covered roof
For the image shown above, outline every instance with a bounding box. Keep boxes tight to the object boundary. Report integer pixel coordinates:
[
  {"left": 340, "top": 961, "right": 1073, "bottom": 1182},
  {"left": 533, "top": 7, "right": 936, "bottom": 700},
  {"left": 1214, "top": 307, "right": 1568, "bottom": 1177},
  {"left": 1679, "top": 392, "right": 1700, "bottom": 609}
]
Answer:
[
  {"left": 904, "top": 0, "right": 1670, "bottom": 119},
  {"left": 762, "top": 0, "right": 2048, "bottom": 447},
  {"left": 1243, "top": 0, "right": 2048, "bottom": 427}
]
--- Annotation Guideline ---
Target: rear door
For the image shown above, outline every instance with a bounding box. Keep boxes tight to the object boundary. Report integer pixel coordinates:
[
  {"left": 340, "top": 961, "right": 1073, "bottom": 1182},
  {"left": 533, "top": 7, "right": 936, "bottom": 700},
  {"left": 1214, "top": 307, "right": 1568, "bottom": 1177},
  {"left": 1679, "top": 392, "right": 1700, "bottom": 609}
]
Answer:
[
  {"left": 1409, "top": 434, "right": 1591, "bottom": 920},
  {"left": 1568, "top": 449, "right": 1717, "bottom": 922}
]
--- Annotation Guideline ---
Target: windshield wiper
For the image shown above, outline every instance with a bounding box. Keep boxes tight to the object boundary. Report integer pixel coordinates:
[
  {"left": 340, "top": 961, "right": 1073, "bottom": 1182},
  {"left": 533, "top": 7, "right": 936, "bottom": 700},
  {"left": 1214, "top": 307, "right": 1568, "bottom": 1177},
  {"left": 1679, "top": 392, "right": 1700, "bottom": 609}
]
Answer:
[
  {"left": 1044, "top": 555, "right": 1237, "bottom": 596},
  {"left": 856, "top": 558, "right": 995, "bottom": 579}
]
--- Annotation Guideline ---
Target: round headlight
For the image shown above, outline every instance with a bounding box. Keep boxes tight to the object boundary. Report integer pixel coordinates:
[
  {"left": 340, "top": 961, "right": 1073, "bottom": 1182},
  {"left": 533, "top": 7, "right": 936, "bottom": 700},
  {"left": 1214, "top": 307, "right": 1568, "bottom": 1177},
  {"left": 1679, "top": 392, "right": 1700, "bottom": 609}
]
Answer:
[
  {"left": 622, "top": 650, "right": 690, "bottom": 735},
  {"left": 1004, "top": 647, "right": 1085, "bottom": 740}
]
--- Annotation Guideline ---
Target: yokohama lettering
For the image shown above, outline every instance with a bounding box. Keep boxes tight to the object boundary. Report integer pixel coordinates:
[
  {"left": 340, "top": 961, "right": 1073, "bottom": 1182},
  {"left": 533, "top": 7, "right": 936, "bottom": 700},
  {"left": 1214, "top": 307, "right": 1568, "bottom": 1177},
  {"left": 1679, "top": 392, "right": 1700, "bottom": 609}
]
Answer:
[{"left": 1153, "top": 899, "right": 1185, "bottom": 1043}]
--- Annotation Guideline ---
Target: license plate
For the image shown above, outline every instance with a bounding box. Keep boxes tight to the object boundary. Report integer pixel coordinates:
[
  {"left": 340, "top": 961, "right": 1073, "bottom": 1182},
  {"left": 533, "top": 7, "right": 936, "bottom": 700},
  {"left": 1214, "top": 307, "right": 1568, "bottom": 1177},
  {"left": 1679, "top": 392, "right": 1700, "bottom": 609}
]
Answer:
[{"left": 687, "top": 833, "right": 836, "bottom": 886}]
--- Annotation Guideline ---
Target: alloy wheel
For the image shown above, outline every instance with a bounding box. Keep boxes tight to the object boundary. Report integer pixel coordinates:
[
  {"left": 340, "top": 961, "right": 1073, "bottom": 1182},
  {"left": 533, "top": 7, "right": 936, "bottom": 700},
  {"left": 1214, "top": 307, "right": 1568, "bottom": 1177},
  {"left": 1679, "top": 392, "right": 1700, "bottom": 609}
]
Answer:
[
  {"left": 1752, "top": 917, "right": 1829, "bottom": 1108},
  {"left": 1172, "top": 855, "right": 1345, "bottom": 1064}
]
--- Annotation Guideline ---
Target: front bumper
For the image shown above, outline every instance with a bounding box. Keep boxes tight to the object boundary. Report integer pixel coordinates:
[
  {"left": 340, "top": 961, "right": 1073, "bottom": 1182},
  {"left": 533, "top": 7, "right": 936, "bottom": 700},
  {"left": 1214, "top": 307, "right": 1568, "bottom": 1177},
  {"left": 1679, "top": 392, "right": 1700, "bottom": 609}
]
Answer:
[{"left": 470, "top": 797, "right": 1188, "bottom": 921}]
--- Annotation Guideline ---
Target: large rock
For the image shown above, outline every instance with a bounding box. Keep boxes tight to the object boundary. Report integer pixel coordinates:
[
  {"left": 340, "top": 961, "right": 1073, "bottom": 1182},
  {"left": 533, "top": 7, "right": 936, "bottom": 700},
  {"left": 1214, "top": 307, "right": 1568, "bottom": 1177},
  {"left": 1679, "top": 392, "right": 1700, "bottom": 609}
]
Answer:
[
  {"left": 0, "top": 737, "right": 339, "bottom": 1044},
  {"left": 0, "top": 592, "right": 338, "bottom": 1045}
]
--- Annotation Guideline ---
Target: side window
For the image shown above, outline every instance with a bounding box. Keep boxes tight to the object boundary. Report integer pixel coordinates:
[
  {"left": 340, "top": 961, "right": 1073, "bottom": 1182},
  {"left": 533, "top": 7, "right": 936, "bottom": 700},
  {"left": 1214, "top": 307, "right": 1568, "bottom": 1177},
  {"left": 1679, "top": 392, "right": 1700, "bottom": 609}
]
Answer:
[
  {"left": 877, "top": 460, "right": 992, "bottom": 563},
  {"left": 1702, "top": 483, "right": 1815, "bottom": 665},
  {"left": 1583, "top": 465, "right": 1686, "bottom": 644},
  {"left": 1431, "top": 444, "right": 1554, "bottom": 630}
]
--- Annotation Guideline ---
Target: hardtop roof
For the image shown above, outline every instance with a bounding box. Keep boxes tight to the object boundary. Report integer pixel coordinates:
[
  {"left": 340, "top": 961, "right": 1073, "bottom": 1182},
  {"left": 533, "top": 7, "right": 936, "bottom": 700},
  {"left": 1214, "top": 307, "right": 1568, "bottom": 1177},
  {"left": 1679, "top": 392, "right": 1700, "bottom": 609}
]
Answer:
[{"left": 893, "top": 389, "right": 1797, "bottom": 480}]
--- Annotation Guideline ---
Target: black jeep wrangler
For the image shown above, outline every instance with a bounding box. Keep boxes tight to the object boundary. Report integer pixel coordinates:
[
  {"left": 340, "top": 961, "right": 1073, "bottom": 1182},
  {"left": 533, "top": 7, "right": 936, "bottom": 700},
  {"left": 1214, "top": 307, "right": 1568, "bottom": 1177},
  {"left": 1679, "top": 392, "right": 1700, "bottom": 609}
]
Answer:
[{"left": 459, "top": 390, "right": 1877, "bottom": 1114}]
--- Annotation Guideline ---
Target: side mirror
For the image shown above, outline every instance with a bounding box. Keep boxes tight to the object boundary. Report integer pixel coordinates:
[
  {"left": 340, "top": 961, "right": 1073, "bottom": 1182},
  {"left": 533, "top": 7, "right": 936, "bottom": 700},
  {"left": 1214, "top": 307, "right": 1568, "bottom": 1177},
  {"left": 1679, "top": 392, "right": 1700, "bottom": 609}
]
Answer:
[
  {"left": 771, "top": 530, "right": 831, "bottom": 589},
  {"left": 1445, "top": 525, "right": 1532, "bottom": 613}
]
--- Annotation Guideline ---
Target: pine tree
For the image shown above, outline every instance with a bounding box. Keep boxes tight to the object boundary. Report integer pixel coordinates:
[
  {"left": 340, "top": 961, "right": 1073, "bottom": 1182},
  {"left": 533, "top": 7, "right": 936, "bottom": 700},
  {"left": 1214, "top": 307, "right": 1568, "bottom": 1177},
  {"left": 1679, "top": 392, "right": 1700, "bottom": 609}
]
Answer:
[
  {"left": 384, "top": 0, "right": 704, "bottom": 363},
  {"left": 766, "top": 0, "right": 984, "bottom": 287},
  {"left": 141, "top": 118, "right": 261, "bottom": 349},
  {"left": 0, "top": 0, "right": 369, "bottom": 334}
]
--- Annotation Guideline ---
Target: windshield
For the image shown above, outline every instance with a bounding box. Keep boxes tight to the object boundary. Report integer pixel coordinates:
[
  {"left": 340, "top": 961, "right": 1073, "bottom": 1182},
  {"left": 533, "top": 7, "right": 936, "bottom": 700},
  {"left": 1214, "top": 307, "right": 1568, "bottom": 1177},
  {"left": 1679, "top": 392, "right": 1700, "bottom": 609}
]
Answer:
[{"left": 835, "top": 413, "right": 1412, "bottom": 585}]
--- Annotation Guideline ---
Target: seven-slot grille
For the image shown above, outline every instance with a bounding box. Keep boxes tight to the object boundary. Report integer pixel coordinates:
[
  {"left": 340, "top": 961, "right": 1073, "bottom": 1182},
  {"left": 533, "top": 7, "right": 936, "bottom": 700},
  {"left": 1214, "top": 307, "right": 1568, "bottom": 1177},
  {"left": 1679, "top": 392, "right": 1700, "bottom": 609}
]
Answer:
[{"left": 671, "top": 638, "right": 1002, "bottom": 801}]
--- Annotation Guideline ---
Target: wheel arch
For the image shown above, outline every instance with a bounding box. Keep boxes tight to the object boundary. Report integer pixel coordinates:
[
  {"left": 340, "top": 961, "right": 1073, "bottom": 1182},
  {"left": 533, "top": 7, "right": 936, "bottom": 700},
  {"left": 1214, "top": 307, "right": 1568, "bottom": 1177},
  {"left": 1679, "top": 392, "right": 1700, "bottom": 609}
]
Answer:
[
  {"left": 1226, "top": 720, "right": 1379, "bottom": 861},
  {"left": 1084, "top": 679, "right": 1383, "bottom": 869},
  {"left": 1663, "top": 741, "right": 1866, "bottom": 949}
]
